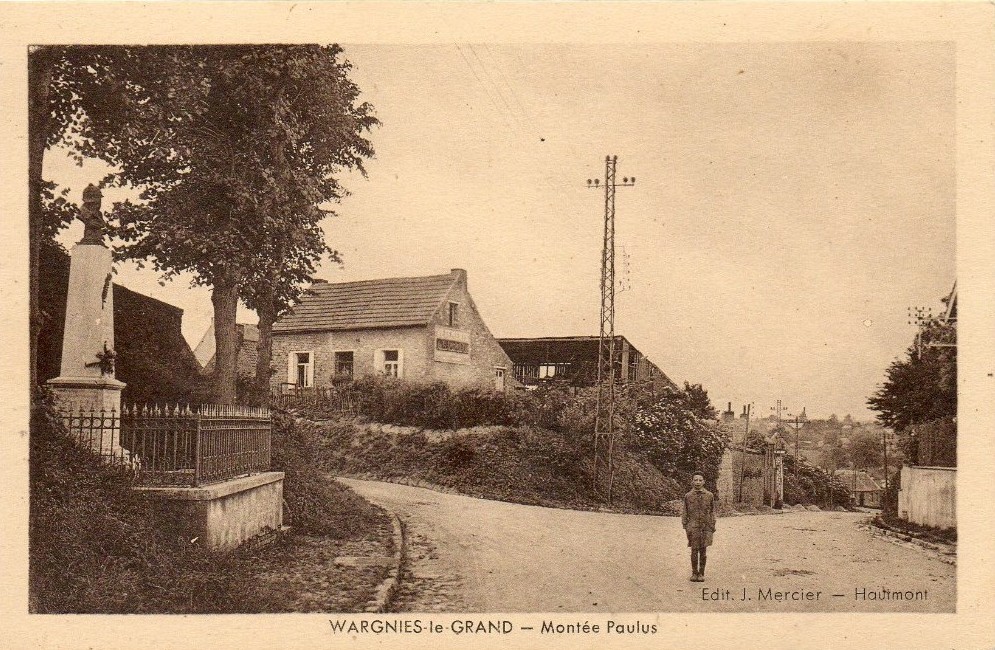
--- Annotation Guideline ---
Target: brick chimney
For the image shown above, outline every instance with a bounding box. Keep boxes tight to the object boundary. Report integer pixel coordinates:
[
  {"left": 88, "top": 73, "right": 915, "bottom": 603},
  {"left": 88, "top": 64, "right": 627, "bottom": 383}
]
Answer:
[
  {"left": 451, "top": 268, "right": 467, "bottom": 288},
  {"left": 722, "top": 402, "right": 735, "bottom": 422}
]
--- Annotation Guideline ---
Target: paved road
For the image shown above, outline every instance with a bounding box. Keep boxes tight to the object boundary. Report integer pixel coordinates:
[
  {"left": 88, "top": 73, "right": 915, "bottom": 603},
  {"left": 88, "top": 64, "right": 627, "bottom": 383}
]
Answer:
[{"left": 339, "top": 478, "right": 955, "bottom": 613}]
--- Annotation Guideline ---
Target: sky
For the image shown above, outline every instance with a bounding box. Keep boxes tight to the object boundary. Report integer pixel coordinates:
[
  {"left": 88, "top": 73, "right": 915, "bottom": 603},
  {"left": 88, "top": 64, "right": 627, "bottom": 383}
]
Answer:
[{"left": 48, "top": 42, "right": 956, "bottom": 421}]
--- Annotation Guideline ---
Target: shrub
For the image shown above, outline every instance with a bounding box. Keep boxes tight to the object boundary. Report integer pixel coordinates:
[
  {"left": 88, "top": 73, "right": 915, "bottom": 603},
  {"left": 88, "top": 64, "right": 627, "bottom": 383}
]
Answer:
[
  {"left": 782, "top": 454, "right": 852, "bottom": 508},
  {"left": 437, "top": 436, "right": 477, "bottom": 471},
  {"left": 629, "top": 388, "right": 729, "bottom": 488}
]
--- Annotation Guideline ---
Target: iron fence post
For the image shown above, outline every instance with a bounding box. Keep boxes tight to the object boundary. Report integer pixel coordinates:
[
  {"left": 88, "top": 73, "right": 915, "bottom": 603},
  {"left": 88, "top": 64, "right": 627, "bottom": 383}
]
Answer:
[{"left": 194, "top": 411, "right": 202, "bottom": 487}]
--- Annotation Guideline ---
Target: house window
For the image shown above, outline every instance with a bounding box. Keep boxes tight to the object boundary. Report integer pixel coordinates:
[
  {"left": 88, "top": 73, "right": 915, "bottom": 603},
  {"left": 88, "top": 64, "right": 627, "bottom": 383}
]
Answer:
[
  {"left": 334, "top": 351, "right": 354, "bottom": 378},
  {"left": 377, "top": 349, "right": 403, "bottom": 378},
  {"left": 447, "top": 302, "right": 459, "bottom": 328},
  {"left": 288, "top": 351, "right": 314, "bottom": 388}
]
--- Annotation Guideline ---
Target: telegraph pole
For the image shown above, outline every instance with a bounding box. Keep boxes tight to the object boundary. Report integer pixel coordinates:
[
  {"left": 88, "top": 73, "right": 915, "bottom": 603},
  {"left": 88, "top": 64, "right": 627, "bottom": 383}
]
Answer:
[
  {"left": 907, "top": 306, "right": 932, "bottom": 358},
  {"left": 737, "top": 403, "right": 752, "bottom": 503},
  {"left": 588, "top": 155, "right": 635, "bottom": 504},
  {"left": 882, "top": 427, "right": 889, "bottom": 511},
  {"left": 784, "top": 407, "right": 807, "bottom": 478}
]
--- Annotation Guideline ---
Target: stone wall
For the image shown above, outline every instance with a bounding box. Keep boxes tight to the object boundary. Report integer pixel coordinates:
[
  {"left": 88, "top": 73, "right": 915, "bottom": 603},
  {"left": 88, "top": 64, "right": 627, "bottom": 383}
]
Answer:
[{"left": 898, "top": 465, "right": 956, "bottom": 529}]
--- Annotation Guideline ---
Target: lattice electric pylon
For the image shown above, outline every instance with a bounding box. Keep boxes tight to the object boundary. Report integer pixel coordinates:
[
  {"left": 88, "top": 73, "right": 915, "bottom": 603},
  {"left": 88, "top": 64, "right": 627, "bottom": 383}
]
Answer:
[{"left": 586, "top": 155, "right": 635, "bottom": 504}]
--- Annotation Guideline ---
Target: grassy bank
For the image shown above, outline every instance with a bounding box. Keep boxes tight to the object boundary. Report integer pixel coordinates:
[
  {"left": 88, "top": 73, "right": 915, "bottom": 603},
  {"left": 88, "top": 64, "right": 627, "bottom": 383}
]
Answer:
[
  {"left": 29, "top": 393, "right": 392, "bottom": 613},
  {"left": 306, "top": 416, "right": 687, "bottom": 515}
]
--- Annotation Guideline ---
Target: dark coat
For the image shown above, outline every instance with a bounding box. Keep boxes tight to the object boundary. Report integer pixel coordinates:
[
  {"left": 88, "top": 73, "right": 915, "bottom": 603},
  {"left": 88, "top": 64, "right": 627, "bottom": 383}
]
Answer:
[{"left": 682, "top": 488, "right": 716, "bottom": 547}]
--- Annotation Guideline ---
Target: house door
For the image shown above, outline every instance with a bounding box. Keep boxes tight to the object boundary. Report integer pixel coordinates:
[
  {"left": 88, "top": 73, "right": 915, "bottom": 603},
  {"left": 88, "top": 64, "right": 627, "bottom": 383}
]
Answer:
[{"left": 494, "top": 367, "right": 506, "bottom": 391}]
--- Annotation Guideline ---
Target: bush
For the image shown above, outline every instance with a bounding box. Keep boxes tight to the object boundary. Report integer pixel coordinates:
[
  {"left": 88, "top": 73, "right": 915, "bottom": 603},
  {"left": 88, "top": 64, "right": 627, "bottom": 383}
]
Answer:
[
  {"left": 316, "top": 417, "right": 685, "bottom": 514},
  {"left": 629, "top": 388, "right": 729, "bottom": 489},
  {"left": 782, "top": 454, "right": 852, "bottom": 508},
  {"left": 341, "top": 377, "right": 541, "bottom": 430}
]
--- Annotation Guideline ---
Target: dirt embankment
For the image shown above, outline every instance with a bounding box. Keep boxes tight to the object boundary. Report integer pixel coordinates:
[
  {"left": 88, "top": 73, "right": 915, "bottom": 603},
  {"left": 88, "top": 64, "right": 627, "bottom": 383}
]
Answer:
[{"left": 305, "top": 415, "right": 686, "bottom": 516}]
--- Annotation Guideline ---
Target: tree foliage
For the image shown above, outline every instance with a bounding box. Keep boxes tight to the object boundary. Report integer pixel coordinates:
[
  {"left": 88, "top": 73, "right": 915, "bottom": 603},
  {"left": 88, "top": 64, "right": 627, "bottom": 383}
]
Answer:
[
  {"left": 846, "top": 430, "right": 882, "bottom": 469},
  {"left": 782, "top": 454, "right": 852, "bottom": 508},
  {"left": 867, "top": 319, "right": 956, "bottom": 433},
  {"left": 681, "top": 381, "right": 719, "bottom": 420},
  {"left": 629, "top": 386, "right": 729, "bottom": 488},
  {"left": 43, "top": 45, "right": 377, "bottom": 403}
]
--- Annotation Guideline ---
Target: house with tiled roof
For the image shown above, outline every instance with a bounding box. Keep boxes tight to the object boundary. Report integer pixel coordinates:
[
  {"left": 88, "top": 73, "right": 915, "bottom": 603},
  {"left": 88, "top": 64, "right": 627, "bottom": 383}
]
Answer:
[
  {"left": 271, "top": 269, "right": 516, "bottom": 391},
  {"left": 834, "top": 469, "right": 883, "bottom": 508}
]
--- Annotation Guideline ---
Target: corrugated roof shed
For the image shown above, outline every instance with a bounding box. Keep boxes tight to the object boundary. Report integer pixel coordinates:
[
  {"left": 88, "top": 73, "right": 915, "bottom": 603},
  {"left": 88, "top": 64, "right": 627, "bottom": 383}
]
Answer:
[{"left": 273, "top": 273, "right": 457, "bottom": 333}]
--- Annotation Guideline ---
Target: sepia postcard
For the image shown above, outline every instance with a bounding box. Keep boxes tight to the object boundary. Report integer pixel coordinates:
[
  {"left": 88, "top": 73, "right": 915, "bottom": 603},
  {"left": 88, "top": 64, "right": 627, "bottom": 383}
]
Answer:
[{"left": 1, "top": 2, "right": 993, "bottom": 649}]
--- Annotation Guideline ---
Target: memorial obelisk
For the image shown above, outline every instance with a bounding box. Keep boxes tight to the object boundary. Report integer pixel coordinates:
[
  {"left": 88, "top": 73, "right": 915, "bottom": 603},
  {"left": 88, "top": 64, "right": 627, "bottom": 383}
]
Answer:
[{"left": 47, "top": 184, "right": 126, "bottom": 418}]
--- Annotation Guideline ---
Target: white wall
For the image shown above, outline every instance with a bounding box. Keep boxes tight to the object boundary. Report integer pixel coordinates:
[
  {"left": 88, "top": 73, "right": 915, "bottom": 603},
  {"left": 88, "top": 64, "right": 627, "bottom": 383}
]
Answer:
[{"left": 898, "top": 465, "right": 956, "bottom": 529}]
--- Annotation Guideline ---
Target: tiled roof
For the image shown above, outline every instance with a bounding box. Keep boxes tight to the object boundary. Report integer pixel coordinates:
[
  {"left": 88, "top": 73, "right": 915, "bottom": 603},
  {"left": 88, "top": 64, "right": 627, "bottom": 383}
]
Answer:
[
  {"left": 834, "top": 470, "right": 882, "bottom": 492},
  {"left": 273, "top": 273, "right": 457, "bottom": 332}
]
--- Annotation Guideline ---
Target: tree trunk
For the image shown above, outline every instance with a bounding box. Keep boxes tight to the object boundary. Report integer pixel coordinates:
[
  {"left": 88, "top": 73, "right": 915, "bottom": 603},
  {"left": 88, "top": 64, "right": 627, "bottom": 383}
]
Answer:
[
  {"left": 255, "top": 284, "right": 276, "bottom": 407},
  {"left": 28, "top": 47, "right": 56, "bottom": 389},
  {"left": 211, "top": 279, "right": 239, "bottom": 405}
]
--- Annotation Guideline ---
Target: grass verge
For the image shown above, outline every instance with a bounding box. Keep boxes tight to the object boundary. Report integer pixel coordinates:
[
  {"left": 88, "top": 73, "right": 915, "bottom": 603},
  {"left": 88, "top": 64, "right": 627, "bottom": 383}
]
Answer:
[{"left": 872, "top": 512, "right": 956, "bottom": 544}]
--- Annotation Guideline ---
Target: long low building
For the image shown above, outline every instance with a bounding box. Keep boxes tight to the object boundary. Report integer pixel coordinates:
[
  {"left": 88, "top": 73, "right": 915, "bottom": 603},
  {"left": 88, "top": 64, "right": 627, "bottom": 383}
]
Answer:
[{"left": 496, "top": 335, "right": 675, "bottom": 392}]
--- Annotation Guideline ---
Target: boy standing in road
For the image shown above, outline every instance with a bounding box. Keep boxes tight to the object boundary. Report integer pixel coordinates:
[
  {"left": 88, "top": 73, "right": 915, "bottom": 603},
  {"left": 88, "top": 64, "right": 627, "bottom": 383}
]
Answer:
[{"left": 682, "top": 473, "right": 716, "bottom": 582}]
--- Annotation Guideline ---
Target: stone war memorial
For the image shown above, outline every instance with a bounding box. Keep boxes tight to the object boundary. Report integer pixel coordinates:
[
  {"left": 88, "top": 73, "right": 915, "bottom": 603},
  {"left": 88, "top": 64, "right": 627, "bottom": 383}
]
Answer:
[
  {"left": 46, "top": 184, "right": 128, "bottom": 457},
  {"left": 46, "top": 185, "right": 284, "bottom": 549}
]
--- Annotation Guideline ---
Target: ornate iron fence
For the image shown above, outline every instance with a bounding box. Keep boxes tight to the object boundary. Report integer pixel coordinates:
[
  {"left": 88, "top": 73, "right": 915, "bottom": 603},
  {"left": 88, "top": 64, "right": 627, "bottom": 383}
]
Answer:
[
  {"left": 60, "top": 403, "right": 272, "bottom": 487},
  {"left": 272, "top": 383, "right": 359, "bottom": 414}
]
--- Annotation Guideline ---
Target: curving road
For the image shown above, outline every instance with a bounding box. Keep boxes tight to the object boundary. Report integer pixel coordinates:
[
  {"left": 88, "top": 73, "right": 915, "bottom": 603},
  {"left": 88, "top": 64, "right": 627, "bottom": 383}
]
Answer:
[{"left": 339, "top": 478, "right": 955, "bottom": 613}]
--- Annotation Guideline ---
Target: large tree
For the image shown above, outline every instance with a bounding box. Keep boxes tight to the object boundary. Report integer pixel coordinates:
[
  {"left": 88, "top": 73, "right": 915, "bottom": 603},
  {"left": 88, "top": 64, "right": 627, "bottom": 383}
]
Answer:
[
  {"left": 847, "top": 430, "right": 883, "bottom": 470},
  {"left": 242, "top": 215, "right": 341, "bottom": 404},
  {"left": 867, "top": 320, "right": 956, "bottom": 432},
  {"left": 46, "top": 46, "right": 376, "bottom": 403},
  {"left": 629, "top": 386, "right": 729, "bottom": 487},
  {"left": 681, "top": 382, "right": 719, "bottom": 420}
]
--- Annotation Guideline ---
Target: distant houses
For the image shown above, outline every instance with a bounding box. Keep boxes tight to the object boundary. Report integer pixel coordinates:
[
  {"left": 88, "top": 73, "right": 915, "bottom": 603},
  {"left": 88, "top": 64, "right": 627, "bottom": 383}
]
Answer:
[
  {"left": 269, "top": 269, "right": 516, "bottom": 392},
  {"left": 835, "top": 469, "right": 883, "bottom": 508},
  {"left": 496, "top": 335, "right": 675, "bottom": 393}
]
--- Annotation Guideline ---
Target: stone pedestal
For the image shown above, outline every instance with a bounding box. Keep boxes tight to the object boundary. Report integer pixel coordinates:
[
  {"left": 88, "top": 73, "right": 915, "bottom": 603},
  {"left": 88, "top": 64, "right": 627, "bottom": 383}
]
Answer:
[
  {"left": 48, "top": 376, "right": 126, "bottom": 413},
  {"left": 135, "top": 473, "right": 285, "bottom": 549}
]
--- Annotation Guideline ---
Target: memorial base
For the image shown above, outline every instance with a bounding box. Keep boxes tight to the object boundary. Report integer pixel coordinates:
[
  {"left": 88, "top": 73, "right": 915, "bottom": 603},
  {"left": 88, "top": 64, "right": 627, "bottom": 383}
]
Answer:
[{"left": 135, "top": 473, "right": 285, "bottom": 549}]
